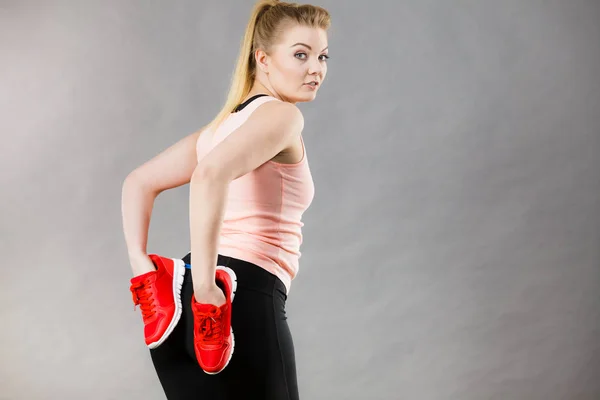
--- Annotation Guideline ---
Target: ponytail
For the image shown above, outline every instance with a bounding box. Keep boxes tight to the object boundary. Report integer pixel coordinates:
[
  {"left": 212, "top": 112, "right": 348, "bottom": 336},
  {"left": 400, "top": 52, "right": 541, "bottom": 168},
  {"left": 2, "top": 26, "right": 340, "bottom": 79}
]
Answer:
[{"left": 205, "top": 1, "right": 278, "bottom": 132}]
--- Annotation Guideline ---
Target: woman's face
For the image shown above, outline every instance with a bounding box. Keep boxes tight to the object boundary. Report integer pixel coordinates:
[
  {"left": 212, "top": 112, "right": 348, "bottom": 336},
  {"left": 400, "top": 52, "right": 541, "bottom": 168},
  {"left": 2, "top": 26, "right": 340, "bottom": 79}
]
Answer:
[{"left": 256, "top": 24, "right": 329, "bottom": 104}]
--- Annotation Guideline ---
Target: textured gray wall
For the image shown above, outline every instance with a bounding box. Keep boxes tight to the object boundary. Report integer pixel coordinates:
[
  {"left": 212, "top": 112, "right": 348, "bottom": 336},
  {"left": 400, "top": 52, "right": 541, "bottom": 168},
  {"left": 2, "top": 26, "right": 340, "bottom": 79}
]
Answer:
[{"left": 1, "top": 1, "right": 599, "bottom": 399}]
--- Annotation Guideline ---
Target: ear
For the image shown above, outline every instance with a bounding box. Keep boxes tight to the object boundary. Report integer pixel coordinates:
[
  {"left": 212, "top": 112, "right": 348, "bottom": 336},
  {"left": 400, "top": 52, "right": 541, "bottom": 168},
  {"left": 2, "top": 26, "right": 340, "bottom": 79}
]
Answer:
[{"left": 254, "top": 48, "right": 270, "bottom": 74}]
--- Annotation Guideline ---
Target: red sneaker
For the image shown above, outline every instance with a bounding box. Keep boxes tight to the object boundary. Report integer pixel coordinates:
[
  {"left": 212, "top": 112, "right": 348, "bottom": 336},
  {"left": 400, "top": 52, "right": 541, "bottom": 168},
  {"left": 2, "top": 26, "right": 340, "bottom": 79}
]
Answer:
[
  {"left": 191, "top": 266, "right": 237, "bottom": 374},
  {"left": 129, "top": 254, "right": 185, "bottom": 349}
]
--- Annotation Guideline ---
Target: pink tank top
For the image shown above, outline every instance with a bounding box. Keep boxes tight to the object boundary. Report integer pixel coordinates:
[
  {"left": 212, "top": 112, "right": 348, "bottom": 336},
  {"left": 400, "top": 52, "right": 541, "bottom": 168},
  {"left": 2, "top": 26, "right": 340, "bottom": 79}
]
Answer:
[{"left": 196, "top": 95, "right": 315, "bottom": 293}]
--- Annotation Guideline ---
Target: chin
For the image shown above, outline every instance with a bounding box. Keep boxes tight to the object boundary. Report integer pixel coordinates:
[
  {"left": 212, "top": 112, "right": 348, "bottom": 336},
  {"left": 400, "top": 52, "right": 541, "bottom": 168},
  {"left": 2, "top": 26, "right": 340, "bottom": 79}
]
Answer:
[{"left": 297, "top": 92, "right": 318, "bottom": 103}]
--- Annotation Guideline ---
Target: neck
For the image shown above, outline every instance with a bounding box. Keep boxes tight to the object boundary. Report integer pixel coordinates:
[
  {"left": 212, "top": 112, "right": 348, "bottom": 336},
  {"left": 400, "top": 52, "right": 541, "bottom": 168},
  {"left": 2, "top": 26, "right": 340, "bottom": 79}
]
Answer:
[{"left": 246, "top": 78, "right": 295, "bottom": 104}]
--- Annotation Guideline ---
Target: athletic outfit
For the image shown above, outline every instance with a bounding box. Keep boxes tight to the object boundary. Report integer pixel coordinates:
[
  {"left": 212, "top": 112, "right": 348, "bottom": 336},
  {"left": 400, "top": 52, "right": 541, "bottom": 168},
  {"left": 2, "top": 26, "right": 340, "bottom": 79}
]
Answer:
[
  {"left": 196, "top": 94, "right": 314, "bottom": 294},
  {"left": 142, "top": 94, "right": 314, "bottom": 399}
]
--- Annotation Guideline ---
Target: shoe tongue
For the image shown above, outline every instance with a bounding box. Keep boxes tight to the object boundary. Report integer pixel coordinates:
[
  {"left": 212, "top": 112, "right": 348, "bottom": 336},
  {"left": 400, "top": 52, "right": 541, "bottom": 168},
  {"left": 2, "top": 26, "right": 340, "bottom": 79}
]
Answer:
[
  {"left": 195, "top": 302, "right": 219, "bottom": 313},
  {"left": 130, "top": 271, "right": 155, "bottom": 284}
]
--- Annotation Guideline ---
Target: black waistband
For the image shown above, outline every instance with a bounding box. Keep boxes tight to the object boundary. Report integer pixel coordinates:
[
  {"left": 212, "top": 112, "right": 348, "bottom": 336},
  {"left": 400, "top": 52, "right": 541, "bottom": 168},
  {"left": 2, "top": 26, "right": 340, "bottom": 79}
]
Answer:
[{"left": 180, "top": 252, "right": 287, "bottom": 299}]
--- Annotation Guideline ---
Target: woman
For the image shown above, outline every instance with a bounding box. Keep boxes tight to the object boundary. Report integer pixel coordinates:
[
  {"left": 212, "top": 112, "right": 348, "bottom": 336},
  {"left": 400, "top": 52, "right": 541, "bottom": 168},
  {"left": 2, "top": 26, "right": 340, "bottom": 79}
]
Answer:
[{"left": 121, "top": 0, "right": 330, "bottom": 398}]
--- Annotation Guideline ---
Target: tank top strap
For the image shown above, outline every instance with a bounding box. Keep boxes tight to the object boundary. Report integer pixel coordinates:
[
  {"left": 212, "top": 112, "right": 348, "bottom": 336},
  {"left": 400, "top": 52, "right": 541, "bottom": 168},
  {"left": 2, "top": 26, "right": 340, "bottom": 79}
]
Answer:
[
  {"left": 211, "top": 95, "right": 281, "bottom": 146},
  {"left": 237, "top": 95, "right": 280, "bottom": 116}
]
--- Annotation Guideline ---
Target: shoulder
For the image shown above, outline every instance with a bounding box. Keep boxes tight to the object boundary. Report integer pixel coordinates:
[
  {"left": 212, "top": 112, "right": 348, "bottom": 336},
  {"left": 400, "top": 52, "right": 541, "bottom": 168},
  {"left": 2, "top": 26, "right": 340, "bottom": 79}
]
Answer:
[{"left": 250, "top": 99, "right": 304, "bottom": 132}]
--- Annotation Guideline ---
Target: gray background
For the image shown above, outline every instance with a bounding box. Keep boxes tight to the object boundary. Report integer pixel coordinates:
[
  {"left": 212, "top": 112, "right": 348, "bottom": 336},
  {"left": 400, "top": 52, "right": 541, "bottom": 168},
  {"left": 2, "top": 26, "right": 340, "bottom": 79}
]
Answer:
[{"left": 1, "top": 1, "right": 599, "bottom": 399}]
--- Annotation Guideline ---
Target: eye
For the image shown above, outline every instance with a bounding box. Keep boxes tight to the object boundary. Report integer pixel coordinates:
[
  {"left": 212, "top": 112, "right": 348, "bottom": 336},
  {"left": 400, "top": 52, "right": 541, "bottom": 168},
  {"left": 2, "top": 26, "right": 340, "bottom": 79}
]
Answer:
[
  {"left": 295, "top": 52, "right": 307, "bottom": 60},
  {"left": 319, "top": 54, "right": 330, "bottom": 61}
]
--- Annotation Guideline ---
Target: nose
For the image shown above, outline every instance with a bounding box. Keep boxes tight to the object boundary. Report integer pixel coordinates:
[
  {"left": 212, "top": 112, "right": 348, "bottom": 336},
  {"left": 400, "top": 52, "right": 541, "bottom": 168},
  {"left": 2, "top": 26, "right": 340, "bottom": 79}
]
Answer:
[{"left": 308, "top": 58, "right": 323, "bottom": 76}]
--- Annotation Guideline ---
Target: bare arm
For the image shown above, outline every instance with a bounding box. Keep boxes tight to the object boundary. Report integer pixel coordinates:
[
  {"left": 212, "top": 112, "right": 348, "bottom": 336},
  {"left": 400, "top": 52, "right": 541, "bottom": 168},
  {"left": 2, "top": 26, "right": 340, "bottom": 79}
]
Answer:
[
  {"left": 121, "top": 127, "right": 207, "bottom": 275},
  {"left": 190, "top": 101, "right": 303, "bottom": 304}
]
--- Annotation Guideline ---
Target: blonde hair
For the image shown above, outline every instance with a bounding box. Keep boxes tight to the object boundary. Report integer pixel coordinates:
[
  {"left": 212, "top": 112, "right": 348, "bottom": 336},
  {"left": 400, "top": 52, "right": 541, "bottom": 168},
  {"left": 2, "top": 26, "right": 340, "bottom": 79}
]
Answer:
[{"left": 205, "top": 0, "right": 331, "bottom": 133}]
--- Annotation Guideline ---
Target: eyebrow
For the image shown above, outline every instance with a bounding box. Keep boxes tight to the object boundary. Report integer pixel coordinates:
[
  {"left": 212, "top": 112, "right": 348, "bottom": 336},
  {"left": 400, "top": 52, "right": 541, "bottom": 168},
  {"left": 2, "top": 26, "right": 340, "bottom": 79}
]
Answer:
[{"left": 291, "top": 42, "right": 328, "bottom": 52}]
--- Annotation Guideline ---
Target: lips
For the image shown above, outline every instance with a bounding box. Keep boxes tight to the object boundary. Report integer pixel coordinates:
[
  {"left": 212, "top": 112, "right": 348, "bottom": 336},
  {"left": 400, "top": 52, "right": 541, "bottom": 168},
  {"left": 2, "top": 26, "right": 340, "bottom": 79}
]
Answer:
[{"left": 305, "top": 81, "right": 319, "bottom": 86}]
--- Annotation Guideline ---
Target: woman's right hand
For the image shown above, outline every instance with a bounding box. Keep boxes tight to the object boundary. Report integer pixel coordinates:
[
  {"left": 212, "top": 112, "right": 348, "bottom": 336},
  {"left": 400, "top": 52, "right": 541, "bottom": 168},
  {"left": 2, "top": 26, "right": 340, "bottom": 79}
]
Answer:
[
  {"left": 193, "top": 284, "right": 227, "bottom": 307},
  {"left": 129, "top": 252, "right": 157, "bottom": 277}
]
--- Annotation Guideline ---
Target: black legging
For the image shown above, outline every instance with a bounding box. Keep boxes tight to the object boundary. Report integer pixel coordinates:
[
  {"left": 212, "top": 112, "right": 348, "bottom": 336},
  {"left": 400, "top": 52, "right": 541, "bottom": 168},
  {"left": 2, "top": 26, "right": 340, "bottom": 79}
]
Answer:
[{"left": 149, "top": 253, "right": 299, "bottom": 400}]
